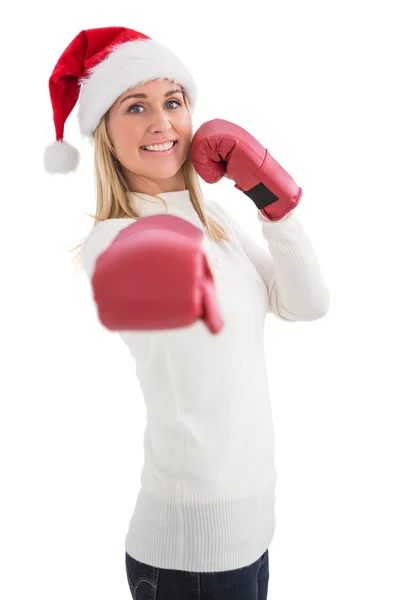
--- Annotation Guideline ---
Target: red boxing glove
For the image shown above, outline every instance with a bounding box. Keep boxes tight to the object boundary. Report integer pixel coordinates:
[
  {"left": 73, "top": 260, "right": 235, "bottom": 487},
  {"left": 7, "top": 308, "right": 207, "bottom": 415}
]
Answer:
[
  {"left": 91, "top": 214, "right": 224, "bottom": 334},
  {"left": 190, "top": 118, "right": 302, "bottom": 221}
]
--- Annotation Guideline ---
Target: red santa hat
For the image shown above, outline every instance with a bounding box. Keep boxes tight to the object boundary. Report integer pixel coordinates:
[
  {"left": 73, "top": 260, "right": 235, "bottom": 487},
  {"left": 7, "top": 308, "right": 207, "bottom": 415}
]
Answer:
[{"left": 44, "top": 26, "right": 198, "bottom": 174}]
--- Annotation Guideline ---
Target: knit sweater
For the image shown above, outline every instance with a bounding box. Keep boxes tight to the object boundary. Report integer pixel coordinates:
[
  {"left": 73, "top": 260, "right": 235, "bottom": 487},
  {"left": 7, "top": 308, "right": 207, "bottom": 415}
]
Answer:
[{"left": 81, "top": 189, "right": 329, "bottom": 573}]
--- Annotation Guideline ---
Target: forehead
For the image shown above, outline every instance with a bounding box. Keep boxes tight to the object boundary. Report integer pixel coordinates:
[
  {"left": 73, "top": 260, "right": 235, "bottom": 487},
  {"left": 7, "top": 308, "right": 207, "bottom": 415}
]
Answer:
[{"left": 121, "top": 79, "right": 182, "bottom": 98}]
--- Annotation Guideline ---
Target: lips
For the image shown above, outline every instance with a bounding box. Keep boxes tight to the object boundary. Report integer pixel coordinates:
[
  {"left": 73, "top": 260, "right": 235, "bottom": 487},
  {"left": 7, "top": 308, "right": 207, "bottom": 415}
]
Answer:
[
  {"left": 140, "top": 141, "right": 178, "bottom": 153},
  {"left": 140, "top": 140, "right": 177, "bottom": 149}
]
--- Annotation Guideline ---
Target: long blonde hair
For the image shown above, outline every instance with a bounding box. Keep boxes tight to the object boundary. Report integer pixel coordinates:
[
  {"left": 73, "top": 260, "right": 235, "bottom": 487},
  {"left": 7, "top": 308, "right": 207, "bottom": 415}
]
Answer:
[{"left": 70, "top": 89, "right": 229, "bottom": 274}]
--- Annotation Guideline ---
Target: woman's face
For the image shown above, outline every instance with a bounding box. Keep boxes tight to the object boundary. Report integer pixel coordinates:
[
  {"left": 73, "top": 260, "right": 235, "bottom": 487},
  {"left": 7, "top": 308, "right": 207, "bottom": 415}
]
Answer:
[{"left": 106, "top": 79, "right": 192, "bottom": 194}]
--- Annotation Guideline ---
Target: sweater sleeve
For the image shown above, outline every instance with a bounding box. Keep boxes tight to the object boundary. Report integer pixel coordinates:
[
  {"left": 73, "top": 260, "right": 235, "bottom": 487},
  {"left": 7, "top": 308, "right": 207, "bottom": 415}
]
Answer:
[
  {"left": 81, "top": 218, "right": 137, "bottom": 280},
  {"left": 208, "top": 201, "right": 330, "bottom": 322}
]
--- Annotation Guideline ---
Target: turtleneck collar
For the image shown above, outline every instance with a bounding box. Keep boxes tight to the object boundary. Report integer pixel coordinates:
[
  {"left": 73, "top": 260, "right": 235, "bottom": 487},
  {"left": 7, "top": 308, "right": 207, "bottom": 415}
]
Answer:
[
  {"left": 126, "top": 189, "right": 202, "bottom": 227},
  {"left": 127, "top": 189, "right": 191, "bottom": 210}
]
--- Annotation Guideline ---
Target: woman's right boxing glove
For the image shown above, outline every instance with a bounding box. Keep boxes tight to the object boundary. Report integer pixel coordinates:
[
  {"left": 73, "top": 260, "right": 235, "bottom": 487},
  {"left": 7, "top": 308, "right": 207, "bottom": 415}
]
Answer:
[{"left": 90, "top": 214, "right": 224, "bottom": 334}]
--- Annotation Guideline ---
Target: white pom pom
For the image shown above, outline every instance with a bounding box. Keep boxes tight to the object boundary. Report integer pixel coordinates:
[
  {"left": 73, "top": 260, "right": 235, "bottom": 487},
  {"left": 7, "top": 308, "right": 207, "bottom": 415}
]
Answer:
[{"left": 44, "top": 139, "right": 80, "bottom": 174}]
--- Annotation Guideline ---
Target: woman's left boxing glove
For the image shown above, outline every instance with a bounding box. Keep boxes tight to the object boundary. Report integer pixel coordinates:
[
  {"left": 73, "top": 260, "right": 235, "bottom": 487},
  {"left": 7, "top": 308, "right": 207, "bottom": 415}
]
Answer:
[{"left": 190, "top": 118, "right": 302, "bottom": 221}]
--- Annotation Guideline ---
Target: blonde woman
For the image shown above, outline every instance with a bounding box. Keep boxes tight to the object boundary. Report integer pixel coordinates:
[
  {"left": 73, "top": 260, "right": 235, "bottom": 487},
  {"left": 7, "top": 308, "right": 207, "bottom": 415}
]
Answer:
[{"left": 44, "top": 26, "right": 329, "bottom": 600}]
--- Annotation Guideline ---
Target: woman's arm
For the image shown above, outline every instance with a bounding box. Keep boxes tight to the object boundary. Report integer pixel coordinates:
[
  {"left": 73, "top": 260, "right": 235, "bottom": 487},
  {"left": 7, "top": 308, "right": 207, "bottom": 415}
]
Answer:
[
  {"left": 208, "top": 201, "right": 330, "bottom": 322},
  {"left": 81, "top": 216, "right": 223, "bottom": 333}
]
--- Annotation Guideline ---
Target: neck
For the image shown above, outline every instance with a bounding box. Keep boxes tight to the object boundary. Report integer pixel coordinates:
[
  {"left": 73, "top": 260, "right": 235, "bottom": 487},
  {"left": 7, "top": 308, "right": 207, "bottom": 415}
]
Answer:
[{"left": 125, "top": 168, "right": 187, "bottom": 196}]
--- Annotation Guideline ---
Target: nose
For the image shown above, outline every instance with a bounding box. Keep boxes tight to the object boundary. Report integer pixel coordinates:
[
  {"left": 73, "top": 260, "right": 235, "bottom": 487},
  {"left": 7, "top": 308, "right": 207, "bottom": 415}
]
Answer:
[{"left": 149, "top": 108, "right": 173, "bottom": 134}]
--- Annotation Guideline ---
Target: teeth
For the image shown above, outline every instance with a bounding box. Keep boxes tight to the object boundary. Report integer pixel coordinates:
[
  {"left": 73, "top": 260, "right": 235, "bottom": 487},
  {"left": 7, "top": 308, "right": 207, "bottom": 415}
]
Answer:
[{"left": 142, "top": 141, "right": 175, "bottom": 152}]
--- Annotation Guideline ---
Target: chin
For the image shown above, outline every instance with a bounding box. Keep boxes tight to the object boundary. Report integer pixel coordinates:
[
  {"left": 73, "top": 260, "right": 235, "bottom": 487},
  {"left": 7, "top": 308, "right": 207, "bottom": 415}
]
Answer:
[{"left": 144, "top": 168, "right": 180, "bottom": 180}]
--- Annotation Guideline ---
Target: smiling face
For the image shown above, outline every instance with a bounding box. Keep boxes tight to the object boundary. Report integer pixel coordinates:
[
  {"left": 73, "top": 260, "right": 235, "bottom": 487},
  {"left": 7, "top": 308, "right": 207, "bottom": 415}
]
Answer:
[{"left": 106, "top": 79, "right": 192, "bottom": 195}]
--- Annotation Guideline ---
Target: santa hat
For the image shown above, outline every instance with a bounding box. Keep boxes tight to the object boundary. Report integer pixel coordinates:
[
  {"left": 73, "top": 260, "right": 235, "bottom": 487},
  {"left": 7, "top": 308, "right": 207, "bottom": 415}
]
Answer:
[{"left": 44, "top": 26, "right": 198, "bottom": 174}]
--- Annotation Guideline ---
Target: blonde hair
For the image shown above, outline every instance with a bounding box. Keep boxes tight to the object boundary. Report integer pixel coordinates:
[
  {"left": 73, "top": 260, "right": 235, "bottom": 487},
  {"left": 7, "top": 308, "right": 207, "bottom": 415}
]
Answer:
[{"left": 70, "top": 89, "right": 229, "bottom": 274}]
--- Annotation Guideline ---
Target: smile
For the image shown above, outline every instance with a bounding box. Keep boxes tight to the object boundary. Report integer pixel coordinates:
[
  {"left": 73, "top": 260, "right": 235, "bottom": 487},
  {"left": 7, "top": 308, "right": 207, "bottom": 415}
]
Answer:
[{"left": 140, "top": 141, "right": 178, "bottom": 155}]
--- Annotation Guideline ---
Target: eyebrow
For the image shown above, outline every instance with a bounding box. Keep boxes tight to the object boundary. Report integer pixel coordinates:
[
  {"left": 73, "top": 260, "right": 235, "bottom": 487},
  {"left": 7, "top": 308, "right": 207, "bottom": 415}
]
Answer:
[{"left": 120, "top": 89, "right": 184, "bottom": 106}]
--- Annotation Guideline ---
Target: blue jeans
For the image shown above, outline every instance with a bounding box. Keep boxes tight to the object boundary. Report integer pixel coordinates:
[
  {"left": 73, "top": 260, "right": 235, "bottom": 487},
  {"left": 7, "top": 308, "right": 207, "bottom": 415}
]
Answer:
[{"left": 125, "top": 549, "right": 269, "bottom": 599}]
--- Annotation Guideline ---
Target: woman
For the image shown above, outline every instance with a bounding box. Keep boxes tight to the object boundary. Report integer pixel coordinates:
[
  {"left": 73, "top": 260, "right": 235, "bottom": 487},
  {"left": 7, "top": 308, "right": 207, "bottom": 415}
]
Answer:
[{"left": 44, "top": 26, "right": 330, "bottom": 600}]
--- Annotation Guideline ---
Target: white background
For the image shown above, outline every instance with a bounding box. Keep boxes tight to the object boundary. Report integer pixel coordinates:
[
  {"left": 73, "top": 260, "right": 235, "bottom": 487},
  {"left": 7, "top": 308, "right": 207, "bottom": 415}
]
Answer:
[{"left": 1, "top": 1, "right": 399, "bottom": 598}]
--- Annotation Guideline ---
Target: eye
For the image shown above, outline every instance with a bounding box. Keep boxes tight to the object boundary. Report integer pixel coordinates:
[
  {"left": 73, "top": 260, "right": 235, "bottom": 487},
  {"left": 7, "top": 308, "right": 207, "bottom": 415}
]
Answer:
[
  {"left": 127, "top": 100, "right": 181, "bottom": 114},
  {"left": 127, "top": 104, "right": 144, "bottom": 114},
  {"left": 166, "top": 100, "right": 181, "bottom": 109}
]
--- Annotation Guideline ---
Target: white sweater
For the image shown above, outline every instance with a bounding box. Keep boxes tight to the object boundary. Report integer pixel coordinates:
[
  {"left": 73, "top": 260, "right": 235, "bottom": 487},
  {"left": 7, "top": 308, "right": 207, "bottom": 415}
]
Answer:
[{"left": 81, "top": 189, "right": 329, "bottom": 572}]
